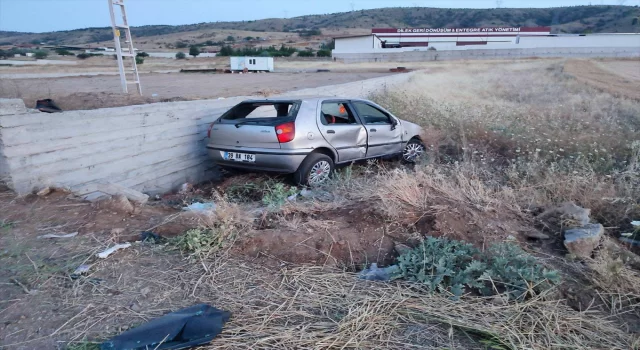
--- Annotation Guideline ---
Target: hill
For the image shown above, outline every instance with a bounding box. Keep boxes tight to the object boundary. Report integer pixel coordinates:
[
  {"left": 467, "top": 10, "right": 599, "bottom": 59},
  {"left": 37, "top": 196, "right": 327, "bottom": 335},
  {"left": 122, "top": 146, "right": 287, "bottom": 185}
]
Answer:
[{"left": 1, "top": 5, "right": 638, "bottom": 46}]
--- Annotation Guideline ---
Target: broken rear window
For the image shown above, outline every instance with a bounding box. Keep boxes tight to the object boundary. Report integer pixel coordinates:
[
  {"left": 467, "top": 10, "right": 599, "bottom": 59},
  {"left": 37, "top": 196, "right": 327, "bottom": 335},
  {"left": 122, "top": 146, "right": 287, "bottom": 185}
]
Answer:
[{"left": 221, "top": 101, "right": 301, "bottom": 121}]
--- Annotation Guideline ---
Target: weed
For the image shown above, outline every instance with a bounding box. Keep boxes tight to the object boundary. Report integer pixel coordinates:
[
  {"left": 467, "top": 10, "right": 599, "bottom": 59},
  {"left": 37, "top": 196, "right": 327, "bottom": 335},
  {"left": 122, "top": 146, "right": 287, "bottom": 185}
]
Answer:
[
  {"left": 172, "top": 227, "right": 237, "bottom": 256},
  {"left": 261, "top": 180, "right": 297, "bottom": 209},
  {"left": 1, "top": 219, "right": 16, "bottom": 230},
  {"left": 394, "top": 237, "right": 560, "bottom": 300}
]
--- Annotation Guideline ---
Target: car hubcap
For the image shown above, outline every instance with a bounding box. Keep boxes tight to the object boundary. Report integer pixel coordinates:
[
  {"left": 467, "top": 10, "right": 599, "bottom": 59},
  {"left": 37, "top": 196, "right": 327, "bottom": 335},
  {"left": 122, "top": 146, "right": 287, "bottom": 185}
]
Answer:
[
  {"left": 309, "top": 161, "right": 331, "bottom": 185},
  {"left": 403, "top": 143, "right": 425, "bottom": 162}
]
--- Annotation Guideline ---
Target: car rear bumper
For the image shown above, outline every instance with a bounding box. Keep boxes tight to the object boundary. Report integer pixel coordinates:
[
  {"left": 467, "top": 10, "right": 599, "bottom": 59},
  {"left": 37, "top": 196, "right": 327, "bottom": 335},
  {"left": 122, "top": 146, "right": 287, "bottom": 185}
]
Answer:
[{"left": 207, "top": 145, "right": 309, "bottom": 173}]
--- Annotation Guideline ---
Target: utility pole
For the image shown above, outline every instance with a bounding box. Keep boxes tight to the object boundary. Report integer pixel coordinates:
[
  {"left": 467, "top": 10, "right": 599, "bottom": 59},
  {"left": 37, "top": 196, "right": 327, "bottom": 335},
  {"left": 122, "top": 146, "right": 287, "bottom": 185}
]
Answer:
[
  {"left": 108, "top": 0, "right": 142, "bottom": 95},
  {"left": 496, "top": 0, "right": 504, "bottom": 8},
  {"left": 350, "top": 2, "right": 355, "bottom": 11}
]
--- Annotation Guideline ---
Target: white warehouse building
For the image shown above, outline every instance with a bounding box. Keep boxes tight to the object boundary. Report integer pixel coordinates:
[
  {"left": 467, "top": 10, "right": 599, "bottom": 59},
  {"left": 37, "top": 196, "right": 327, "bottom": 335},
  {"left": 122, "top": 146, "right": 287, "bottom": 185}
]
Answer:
[{"left": 332, "top": 26, "right": 640, "bottom": 61}]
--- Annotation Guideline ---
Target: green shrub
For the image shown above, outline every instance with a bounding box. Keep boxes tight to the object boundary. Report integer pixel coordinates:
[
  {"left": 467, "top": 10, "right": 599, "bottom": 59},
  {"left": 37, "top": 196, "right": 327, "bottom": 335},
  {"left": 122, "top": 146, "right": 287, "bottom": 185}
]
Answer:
[
  {"left": 34, "top": 50, "right": 48, "bottom": 59},
  {"left": 55, "top": 48, "right": 74, "bottom": 56},
  {"left": 481, "top": 243, "right": 561, "bottom": 300},
  {"left": 394, "top": 237, "right": 485, "bottom": 297},
  {"left": 175, "top": 51, "right": 186, "bottom": 59},
  {"left": 76, "top": 52, "right": 90, "bottom": 59},
  {"left": 136, "top": 51, "right": 149, "bottom": 57},
  {"left": 316, "top": 49, "right": 331, "bottom": 57},
  {"left": 135, "top": 56, "right": 144, "bottom": 64},
  {"left": 261, "top": 180, "right": 298, "bottom": 209},
  {"left": 297, "top": 50, "right": 314, "bottom": 57},
  {"left": 393, "top": 237, "right": 560, "bottom": 300},
  {"left": 189, "top": 45, "right": 200, "bottom": 57},
  {"left": 175, "top": 41, "right": 188, "bottom": 48},
  {"left": 172, "top": 227, "right": 236, "bottom": 256}
]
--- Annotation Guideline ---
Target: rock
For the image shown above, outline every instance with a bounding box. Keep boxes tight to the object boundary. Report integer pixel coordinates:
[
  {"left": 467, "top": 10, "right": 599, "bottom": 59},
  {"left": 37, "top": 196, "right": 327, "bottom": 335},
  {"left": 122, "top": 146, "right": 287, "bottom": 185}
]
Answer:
[
  {"left": 112, "top": 195, "right": 135, "bottom": 214},
  {"left": 521, "top": 230, "right": 550, "bottom": 240},
  {"left": 140, "top": 287, "right": 151, "bottom": 297},
  {"left": 394, "top": 242, "right": 412, "bottom": 255},
  {"left": 111, "top": 228, "right": 125, "bottom": 235},
  {"left": 564, "top": 223, "right": 604, "bottom": 258},
  {"left": 538, "top": 202, "right": 591, "bottom": 234},
  {"left": 36, "top": 187, "right": 52, "bottom": 197}
]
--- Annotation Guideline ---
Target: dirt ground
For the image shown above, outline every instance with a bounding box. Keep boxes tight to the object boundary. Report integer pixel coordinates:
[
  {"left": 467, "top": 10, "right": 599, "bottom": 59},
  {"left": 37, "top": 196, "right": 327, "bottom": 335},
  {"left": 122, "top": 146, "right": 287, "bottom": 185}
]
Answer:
[
  {"left": 564, "top": 59, "right": 640, "bottom": 100},
  {"left": 0, "top": 71, "right": 391, "bottom": 111}
]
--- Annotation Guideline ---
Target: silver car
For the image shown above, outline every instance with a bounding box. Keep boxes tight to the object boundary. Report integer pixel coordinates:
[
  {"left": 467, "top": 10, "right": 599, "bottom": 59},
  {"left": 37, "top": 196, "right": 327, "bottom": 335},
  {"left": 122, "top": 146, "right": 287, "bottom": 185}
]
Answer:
[{"left": 206, "top": 97, "right": 424, "bottom": 185}]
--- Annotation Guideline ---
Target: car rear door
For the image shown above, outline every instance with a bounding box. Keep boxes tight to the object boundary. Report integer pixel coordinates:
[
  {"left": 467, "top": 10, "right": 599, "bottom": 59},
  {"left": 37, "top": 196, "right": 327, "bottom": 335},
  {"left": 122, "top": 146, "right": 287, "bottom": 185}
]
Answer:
[
  {"left": 316, "top": 100, "right": 367, "bottom": 163},
  {"left": 209, "top": 101, "right": 299, "bottom": 149},
  {"left": 351, "top": 101, "right": 403, "bottom": 158}
]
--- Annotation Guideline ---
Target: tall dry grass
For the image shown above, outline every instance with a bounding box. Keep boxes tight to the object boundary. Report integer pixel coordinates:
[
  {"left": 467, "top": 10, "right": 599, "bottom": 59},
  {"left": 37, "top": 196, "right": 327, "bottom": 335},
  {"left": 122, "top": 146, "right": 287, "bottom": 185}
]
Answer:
[{"left": 370, "top": 60, "right": 640, "bottom": 226}]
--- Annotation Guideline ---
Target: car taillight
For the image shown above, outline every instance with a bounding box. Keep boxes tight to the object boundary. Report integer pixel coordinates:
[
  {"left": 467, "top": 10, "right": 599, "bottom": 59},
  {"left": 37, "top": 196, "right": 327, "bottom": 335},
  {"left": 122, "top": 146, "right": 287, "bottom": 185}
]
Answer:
[{"left": 275, "top": 122, "right": 295, "bottom": 143}]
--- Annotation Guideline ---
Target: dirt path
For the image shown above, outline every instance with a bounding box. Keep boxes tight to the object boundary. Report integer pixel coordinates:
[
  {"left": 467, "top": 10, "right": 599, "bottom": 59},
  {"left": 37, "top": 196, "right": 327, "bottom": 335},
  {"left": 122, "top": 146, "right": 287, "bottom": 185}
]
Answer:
[{"left": 564, "top": 59, "right": 640, "bottom": 100}]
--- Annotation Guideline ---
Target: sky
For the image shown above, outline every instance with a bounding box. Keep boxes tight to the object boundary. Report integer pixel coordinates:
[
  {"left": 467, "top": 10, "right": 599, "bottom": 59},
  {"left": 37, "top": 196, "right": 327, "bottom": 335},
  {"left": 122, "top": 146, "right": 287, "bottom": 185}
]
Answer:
[{"left": 0, "top": 0, "right": 639, "bottom": 33}]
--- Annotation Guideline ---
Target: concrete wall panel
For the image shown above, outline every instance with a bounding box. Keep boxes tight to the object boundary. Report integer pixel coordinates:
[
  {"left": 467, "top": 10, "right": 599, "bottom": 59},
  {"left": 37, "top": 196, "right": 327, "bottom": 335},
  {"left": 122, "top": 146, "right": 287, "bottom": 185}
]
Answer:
[{"left": 0, "top": 73, "right": 415, "bottom": 196}]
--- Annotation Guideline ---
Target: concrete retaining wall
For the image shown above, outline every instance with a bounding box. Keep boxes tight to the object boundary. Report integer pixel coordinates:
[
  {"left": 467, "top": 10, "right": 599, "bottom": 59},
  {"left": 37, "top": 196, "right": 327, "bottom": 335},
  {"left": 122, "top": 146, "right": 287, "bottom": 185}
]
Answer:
[
  {"left": 335, "top": 47, "right": 640, "bottom": 63},
  {"left": 0, "top": 72, "right": 414, "bottom": 197}
]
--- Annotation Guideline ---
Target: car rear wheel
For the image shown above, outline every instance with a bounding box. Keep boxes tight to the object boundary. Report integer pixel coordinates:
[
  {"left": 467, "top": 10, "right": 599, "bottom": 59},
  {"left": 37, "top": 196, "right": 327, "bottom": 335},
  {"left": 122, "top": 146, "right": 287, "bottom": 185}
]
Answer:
[
  {"left": 294, "top": 153, "right": 334, "bottom": 186},
  {"left": 403, "top": 139, "right": 425, "bottom": 163}
]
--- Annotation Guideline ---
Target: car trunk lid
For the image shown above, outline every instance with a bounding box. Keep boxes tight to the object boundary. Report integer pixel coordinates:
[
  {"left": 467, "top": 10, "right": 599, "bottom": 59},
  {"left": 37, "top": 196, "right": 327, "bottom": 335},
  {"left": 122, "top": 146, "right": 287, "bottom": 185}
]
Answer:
[{"left": 208, "top": 101, "right": 300, "bottom": 149}]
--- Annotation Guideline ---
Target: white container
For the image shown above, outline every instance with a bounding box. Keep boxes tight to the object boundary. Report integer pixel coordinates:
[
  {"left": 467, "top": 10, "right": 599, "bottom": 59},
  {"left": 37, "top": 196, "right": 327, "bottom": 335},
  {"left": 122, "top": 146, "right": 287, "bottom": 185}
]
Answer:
[{"left": 230, "top": 56, "right": 274, "bottom": 72}]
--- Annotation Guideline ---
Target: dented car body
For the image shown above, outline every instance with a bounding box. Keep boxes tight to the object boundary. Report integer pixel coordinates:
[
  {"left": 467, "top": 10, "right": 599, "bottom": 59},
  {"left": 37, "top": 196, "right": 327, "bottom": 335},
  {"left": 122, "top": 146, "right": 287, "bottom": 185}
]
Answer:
[{"left": 206, "top": 97, "right": 424, "bottom": 185}]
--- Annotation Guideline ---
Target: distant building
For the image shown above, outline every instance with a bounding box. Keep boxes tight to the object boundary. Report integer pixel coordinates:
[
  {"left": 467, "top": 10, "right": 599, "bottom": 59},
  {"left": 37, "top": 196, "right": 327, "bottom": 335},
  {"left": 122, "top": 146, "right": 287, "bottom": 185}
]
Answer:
[{"left": 333, "top": 26, "right": 640, "bottom": 57}]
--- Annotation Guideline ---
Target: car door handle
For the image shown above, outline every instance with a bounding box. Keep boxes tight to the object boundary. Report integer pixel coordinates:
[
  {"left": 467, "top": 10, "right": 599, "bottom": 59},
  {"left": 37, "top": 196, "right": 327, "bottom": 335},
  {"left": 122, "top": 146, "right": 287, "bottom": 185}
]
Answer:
[
  {"left": 370, "top": 129, "right": 377, "bottom": 132},
  {"left": 327, "top": 130, "right": 335, "bottom": 134}
]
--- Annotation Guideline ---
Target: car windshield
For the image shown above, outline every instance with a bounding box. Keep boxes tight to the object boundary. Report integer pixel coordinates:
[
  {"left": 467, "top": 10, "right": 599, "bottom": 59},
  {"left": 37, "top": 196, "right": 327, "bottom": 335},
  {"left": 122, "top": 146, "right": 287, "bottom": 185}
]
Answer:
[{"left": 221, "top": 101, "right": 301, "bottom": 120}]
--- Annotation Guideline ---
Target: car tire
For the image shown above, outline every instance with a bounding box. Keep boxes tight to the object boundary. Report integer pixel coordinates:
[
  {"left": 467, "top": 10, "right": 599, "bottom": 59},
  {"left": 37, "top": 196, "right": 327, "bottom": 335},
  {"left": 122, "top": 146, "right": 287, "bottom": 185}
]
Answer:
[
  {"left": 294, "top": 153, "right": 334, "bottom": 186},
  {"left": 402, "top": 138, "right": 425, "bottom": 163}
]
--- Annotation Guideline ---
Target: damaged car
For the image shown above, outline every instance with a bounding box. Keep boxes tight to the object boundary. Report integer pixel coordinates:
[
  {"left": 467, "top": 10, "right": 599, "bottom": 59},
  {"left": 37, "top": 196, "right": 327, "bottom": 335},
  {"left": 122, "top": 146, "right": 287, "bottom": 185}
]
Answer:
[{"left": 206, "top": 97, "right": 424, "bottom": 185}]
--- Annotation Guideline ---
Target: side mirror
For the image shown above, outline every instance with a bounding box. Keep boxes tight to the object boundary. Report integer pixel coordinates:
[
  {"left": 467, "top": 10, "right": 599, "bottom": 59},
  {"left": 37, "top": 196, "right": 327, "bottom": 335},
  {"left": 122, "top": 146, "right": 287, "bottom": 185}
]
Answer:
[{"left": 391, "top": 119, "right": 398, "bottom": 130}]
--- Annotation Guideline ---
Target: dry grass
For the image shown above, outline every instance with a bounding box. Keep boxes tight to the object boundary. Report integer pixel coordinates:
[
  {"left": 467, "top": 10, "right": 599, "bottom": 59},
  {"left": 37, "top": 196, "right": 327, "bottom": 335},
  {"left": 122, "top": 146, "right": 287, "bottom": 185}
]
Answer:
[
  {"left": 3, "top": 59, "right": 640, "bottom": 349},
  {"left": 370, "top": 59, "right": 640, "bottom": 226},
  {"left": 10, "top": 244, "right": 635, "bottom": 350}
]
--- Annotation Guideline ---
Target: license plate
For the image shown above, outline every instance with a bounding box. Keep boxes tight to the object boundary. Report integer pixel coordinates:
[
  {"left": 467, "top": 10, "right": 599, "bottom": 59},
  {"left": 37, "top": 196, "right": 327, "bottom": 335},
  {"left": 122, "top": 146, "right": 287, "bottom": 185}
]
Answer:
[{"left": 221, "top": 151, "right": 255, "bottom": 162}]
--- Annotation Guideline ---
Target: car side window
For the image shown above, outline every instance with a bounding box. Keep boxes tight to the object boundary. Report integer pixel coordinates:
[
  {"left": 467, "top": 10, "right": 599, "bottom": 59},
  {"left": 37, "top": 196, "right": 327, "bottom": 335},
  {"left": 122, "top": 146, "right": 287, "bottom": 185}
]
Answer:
[
  {"left": 320, "top": 102, "right": 358, "bottom": 126},
  {"left": 352, "top": 102, "right": 392, "bottom": 125}
]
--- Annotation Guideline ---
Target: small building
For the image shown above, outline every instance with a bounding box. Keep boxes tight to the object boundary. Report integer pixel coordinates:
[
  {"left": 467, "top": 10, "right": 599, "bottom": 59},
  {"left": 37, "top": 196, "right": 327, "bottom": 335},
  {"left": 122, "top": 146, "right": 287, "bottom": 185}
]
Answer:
[
  {"left": 230, "top": 56, "right": 274, "bottom": 72},
  {"left": 25, "top": 52, "right": 34, "bottom": 57}
]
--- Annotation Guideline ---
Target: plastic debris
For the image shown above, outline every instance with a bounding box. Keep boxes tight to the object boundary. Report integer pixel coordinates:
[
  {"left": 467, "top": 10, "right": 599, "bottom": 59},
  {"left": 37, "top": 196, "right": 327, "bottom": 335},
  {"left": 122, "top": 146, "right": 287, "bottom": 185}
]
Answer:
[
  {"left": 631, "top": 221, "right": 640, "bottom": 227},
  {"left": 179, "top": 183, "right": 193, "bottom": 194},
  {"left": 37, "top": 232, "right": 78, "bottom": 239},
  {"left": 100, "top": 304, "right": 230, "bottom": 350},
  {"left": 287, "top": 193, "right": 298, "bottom": 201},
  {"left": 71, "top": 264, "right": 92, "bottom": 279},
  {"left": 359, "top": 263, "right": 400, "bottom": 281},
  {"left": 182, "top": 202, "right": 216, "bottom": 212},
  {"left": 97, "top": 243, "right": 131, "bottom": 259},
  {"left": 37, "top": 187, "right": 53, "bottom": 197},
  {"left": 73, "top": 264, "right": 91, "bottom": 275},
  {"left": 36, "top": 98, "right": 62, "bottom": 113}
]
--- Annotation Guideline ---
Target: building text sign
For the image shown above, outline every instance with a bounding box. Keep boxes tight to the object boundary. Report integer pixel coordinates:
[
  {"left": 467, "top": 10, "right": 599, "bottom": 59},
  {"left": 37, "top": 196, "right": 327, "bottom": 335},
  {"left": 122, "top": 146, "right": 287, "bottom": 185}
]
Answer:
[{"left": 396, "top": 27, "right": 521, "bottom": 33}]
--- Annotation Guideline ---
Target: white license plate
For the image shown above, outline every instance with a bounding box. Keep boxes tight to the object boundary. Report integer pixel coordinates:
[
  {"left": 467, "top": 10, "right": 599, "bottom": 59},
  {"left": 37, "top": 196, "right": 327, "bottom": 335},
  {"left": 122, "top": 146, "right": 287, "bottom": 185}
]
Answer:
[{"left": 221, "top": 151, "right": 255, "bottom": 162}]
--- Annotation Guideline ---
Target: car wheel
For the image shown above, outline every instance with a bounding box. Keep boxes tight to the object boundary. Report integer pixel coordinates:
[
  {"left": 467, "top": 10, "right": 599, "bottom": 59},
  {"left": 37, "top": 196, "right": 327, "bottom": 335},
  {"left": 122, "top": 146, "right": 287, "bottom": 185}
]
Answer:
[
  {"left": 402, "top": 139, "right": 425, "bottom": 163},
  {"left": 294, "top": 153, "right": 334, "bottom": 186}
]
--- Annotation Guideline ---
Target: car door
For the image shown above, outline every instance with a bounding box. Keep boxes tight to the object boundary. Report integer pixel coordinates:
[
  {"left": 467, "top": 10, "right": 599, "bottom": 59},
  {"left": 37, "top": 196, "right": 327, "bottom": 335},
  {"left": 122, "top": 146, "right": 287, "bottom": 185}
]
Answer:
[
  {"left": 351, "top": 101, "right": 403, "bottom": 158},
  {"left": 316, "top": 100, "right": 367, "bottom": 163}
]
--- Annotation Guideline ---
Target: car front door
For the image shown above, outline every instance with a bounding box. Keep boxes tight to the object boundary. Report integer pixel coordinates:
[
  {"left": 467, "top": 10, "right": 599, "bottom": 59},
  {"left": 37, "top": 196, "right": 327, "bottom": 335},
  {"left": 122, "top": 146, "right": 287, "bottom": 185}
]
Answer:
[
  {"left": 351, "top": 101, "right": 403, "bottom": 158},
  {"left": 316, "top": 100, "right": 367, "bottom": 163}
]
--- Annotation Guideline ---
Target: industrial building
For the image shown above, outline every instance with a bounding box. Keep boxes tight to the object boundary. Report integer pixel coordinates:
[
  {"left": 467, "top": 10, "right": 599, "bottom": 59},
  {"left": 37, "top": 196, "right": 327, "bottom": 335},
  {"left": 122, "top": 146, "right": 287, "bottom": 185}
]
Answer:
[{"left": 332, "top": 27, "right": 640, "bottom": 62}]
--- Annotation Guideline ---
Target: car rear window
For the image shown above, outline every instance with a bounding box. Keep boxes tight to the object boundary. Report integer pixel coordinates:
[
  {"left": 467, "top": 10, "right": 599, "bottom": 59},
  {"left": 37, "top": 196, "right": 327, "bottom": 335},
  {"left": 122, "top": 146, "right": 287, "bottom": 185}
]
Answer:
[{"left": 221, "top": 101, "right": 301, "bottom": 121}]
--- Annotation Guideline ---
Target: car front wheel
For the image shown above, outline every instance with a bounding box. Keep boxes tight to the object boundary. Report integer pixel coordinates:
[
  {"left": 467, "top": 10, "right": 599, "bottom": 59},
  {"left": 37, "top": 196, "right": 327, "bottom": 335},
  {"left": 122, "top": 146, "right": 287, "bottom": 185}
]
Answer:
[
  {"left": 403, "top": 139, "right": 425, "bottom": 163},
  {"left": 294, "top": 153, "right": 334, "bottom": 186}
]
